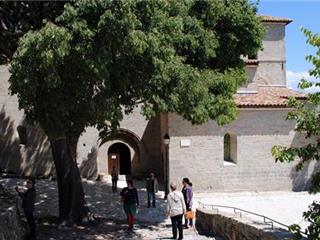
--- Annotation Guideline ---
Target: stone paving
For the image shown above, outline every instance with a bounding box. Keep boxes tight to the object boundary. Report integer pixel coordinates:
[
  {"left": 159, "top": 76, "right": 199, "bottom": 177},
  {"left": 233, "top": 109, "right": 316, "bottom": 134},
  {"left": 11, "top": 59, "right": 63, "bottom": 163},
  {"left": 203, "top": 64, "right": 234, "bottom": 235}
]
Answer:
[
  {"left": 2, "top": 176, "right": 319, "bottom": 239},
  {"left": 194, "top": 191, "right": 320, "bottom": 230},
  {"left": 0, "top": 177, "right": 215, "bottom": 240}
]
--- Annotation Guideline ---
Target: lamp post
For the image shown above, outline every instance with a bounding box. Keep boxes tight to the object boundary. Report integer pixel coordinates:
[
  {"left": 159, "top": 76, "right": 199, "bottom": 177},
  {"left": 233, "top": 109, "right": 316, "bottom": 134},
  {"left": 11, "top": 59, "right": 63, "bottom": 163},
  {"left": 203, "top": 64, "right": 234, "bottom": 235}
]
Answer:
[{"left": 163, "top": 133, "right": 170, "bottom": 200}]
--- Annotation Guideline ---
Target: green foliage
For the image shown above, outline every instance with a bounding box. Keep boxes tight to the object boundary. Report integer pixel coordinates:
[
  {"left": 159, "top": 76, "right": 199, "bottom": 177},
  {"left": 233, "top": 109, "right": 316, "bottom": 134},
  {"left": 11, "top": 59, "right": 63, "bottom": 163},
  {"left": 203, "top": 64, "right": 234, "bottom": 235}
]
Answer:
[
  {"left": 9, "top": 0, "right": 264, "bottom": 140},
  {"left": 0, "top": 1, "right": 69, "bottom": 64},
  {"left": 289, "top": 202, "right": 320, "bottom": 240},
  {"left": 288, "top": 224, "right": 303, "bottom": 240},
  {"left": 272, "top": 29, "right": 320, "bottom": 238},
  {"left": 303, "top": 202, "right": 320, "bottom": 239}
]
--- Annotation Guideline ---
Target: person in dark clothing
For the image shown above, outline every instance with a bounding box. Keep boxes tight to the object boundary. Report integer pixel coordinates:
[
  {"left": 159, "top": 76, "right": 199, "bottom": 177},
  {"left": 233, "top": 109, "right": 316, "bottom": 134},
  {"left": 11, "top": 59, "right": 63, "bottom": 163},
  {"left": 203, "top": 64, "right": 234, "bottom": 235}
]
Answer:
[
  {"left": 120, "top": 179, "right": 139, "bottom": 230},
  {"left": 146, "top": 172, "right": 158, "bottom": 207},
  {"left": 111, "top": 166, "right": 119, "bottom": 193},
  {"left": 16, "top": 179, "right": 36, "bottom": 240},
  {"left": 182, "top": 178, "right": 193, "bottom": 229}
]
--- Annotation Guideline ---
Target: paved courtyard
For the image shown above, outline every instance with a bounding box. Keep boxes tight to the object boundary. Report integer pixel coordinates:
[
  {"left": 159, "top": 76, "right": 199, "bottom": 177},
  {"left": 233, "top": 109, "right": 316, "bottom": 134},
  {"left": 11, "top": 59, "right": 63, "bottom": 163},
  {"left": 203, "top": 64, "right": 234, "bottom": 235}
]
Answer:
[
  {"left": 194, "top": 191, "right": 320, "bottom": 230},
  {"left": 0, "top": 177, "right": 214, "bottom": 240},
  {"left": 1, "top": 177, "right": 319, "bottom": 239}
]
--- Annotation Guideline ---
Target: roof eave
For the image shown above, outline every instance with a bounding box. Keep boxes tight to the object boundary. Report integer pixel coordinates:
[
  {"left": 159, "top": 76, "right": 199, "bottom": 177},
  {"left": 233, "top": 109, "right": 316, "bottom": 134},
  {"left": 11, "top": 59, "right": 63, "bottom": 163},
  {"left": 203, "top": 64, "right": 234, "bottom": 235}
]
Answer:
[{"left": 259, "top": 15, "right": 293, "bottom": 25}]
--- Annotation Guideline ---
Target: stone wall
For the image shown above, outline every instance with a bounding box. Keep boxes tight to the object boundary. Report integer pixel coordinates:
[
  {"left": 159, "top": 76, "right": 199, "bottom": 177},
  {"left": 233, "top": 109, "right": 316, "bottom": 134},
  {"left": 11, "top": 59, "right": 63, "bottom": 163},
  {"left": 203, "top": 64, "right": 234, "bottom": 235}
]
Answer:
[
  {"left": 82, "top": 107, "right": 162, "bottom": 178},
  {"left": 1, "top": 64, "right": 162, "bottom": 180},
  {"left": 0, "top": 184, "right": 24, "bottom": 240},
  {"left": 196, "top": 208, "right": 299, "bottom": 240},
  {"left": 255, "top": 23, "right": 286, "bottom": 86},
  {"left": 168, "top": 110, "right": 315, "bottom": 191},
  {"left": 0, "top": 65, "right": 54, "bottom": 178}
]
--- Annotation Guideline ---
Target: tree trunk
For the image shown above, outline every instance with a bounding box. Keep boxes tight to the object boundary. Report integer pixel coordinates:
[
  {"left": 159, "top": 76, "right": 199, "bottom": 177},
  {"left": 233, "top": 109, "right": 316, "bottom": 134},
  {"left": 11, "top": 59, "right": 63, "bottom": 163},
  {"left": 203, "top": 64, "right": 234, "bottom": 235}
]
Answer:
[
  {"left": 67, "top": 135, "right": 89, "bottom": 224},
  {"left": 50, "top": 137, "right": 89, "bottom": 225}
]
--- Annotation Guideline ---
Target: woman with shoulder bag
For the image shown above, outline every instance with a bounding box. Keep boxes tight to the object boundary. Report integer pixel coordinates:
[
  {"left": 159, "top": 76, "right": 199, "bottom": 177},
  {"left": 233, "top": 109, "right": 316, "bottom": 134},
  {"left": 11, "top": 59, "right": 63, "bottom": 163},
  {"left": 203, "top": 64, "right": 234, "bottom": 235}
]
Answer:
[{"left": 182, "top": 178, "right": 193, "bottom": 229}]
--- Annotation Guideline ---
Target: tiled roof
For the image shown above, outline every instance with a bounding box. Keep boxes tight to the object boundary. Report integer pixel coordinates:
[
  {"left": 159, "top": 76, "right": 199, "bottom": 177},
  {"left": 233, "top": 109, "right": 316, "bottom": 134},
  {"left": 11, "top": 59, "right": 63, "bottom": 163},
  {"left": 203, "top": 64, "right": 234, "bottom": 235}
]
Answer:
[
  {"left": 235, "top": 86, "right": 306, "bottom": 108},
  {"left": 259, "top": 15, "right": 293, "bottom": 24}
]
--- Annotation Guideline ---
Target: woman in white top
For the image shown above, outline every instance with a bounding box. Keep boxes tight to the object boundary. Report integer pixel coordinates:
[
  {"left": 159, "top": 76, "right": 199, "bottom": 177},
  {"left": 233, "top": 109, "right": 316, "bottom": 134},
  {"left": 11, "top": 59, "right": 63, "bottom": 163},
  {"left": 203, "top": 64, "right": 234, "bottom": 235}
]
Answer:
[{"left": 166, "top": 182, "right": 186, "bottom": 240}]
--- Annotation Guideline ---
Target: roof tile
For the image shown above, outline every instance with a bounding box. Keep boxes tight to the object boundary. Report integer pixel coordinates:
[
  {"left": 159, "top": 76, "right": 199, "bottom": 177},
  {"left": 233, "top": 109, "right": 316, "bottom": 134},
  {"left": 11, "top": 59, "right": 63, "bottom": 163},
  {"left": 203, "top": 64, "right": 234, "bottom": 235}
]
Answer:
[
  {"left": 235, "top": 86, "right": 305, "bottom": 108},
  {"left": 259, "top": 15, "right": 293, "bottom": 24}
]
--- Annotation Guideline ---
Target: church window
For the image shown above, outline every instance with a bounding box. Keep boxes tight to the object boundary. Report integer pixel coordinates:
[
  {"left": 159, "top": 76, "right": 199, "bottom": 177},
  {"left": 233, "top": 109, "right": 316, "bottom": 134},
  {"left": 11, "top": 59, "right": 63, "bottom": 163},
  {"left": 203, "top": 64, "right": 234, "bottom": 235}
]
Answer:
[{"left": 224, "top": 133, "right": 237, "bottom": 164}]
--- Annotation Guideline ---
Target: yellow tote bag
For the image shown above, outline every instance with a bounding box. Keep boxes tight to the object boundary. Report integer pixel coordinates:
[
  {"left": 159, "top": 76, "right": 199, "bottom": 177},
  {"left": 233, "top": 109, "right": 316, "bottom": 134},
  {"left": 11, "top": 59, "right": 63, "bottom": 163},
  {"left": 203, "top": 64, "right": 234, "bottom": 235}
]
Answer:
[{"left": 184, "top": 211, "right": 194, "bottom": 220}]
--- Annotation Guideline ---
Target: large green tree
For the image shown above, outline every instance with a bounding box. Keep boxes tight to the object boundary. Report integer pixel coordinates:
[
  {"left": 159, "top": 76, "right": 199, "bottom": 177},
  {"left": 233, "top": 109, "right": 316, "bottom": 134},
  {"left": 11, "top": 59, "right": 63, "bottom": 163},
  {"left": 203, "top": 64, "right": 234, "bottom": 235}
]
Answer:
[
  {"left": 272, "top": 29, "right": 320, "bottom": 239},
  {"left": 9, "top": 0, "right": 264, "bottom": 224}
]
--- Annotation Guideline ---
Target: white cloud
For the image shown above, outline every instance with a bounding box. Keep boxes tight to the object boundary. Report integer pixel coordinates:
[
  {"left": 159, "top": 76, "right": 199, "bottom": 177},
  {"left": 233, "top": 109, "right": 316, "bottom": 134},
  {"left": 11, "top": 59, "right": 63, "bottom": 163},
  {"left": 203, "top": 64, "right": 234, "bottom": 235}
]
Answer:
[{"left": 286, "top": 70, "right": 320, "bottom": 93}]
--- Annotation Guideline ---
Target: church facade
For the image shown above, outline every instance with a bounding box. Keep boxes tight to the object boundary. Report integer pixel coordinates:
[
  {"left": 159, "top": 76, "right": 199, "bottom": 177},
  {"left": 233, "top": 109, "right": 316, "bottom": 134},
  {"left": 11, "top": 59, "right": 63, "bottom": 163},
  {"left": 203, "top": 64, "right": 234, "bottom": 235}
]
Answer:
[{"left": 0, "top": 15, "right": 315, "bottom": 191}]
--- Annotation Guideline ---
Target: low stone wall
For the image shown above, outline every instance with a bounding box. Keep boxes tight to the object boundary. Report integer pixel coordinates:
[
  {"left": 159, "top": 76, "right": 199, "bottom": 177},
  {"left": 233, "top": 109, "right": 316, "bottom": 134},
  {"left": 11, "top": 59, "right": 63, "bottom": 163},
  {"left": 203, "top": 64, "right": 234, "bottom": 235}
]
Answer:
[
  {"left": 0, "top": 184, "right": 24, "bottom": 240},
  {"left": 196, "top": 208, "right": 298, "bottom": 240}
]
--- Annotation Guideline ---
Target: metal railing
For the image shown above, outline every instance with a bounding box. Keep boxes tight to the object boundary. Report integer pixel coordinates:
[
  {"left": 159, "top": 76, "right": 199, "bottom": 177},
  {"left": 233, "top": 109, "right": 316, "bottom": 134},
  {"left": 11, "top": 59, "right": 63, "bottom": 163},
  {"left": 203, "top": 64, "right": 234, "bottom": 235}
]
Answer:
[{"left": 198, "top": 201, "right": 307, "bottom": 238}]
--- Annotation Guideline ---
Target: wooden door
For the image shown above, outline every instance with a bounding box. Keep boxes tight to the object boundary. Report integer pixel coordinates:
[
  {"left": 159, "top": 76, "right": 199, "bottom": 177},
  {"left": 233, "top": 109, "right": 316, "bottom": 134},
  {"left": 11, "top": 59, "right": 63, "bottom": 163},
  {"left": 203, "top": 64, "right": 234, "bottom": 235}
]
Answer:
[{"left": 108, "top": 153, "right": 120, "bottom": 174}]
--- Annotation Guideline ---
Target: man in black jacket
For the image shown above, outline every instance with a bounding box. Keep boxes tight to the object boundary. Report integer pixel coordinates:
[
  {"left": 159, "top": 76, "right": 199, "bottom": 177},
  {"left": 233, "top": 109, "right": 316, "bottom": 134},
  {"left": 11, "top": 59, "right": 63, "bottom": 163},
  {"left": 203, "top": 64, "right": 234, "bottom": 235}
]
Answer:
[
  {"left": 146, "top": 172, "right": 158, "bottom": 208},
  {"left": 16, "top": 179, "right": 36, "bottom": 240}
]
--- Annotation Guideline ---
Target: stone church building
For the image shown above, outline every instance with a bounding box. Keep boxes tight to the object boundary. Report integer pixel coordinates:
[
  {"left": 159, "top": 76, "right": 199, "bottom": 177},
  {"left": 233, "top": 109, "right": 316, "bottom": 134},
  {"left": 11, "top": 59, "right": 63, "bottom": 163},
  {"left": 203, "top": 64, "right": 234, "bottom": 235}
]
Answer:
[{"left": 0, "top": 15, "right": 316, "bottom": 191}]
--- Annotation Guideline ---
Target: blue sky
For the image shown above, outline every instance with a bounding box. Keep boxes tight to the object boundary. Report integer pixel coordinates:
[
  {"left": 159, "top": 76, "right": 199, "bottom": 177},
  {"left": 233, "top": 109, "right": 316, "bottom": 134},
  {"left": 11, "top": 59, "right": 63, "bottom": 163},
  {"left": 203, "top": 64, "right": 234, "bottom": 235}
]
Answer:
[{"left": 256, "top": 0, "right": 320, "bottom": 91}]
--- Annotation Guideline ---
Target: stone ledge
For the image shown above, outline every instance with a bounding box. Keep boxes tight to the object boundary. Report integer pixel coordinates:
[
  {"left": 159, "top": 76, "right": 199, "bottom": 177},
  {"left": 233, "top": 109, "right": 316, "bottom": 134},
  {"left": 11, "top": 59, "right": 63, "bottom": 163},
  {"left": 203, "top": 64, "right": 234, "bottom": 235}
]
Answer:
[
  {"left": 195, "top": 208, "right": 303, "bottom": 240},
  {"left": 0, "top": 184, "right": 24, "bottom": 240}
]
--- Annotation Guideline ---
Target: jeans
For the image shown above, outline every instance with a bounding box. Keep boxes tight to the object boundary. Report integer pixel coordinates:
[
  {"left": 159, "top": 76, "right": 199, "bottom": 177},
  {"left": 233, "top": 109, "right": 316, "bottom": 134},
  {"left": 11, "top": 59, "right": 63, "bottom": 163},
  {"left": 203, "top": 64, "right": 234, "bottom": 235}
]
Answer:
[
  {"left": 24, "top": 209, "right": 36, "bottom": 239},
  {"left": 184, "top": 215, "right": 193, "bottom": 227},
  {"left": 147, "top": 191, "right": 156, "bottom": 207},
  {"left": 112, "top": 179, "right": 118, "bottom": 192},
  {"left": 170, "top": 214, "right": 183, "bottom": 239}
]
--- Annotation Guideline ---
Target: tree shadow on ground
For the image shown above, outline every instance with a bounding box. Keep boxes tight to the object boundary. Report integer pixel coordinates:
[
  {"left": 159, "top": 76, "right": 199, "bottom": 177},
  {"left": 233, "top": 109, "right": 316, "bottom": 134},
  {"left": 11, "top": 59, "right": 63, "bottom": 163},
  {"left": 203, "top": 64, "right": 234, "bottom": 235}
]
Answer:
[
  {"left": 37, "top": 216, "right": 174, "bottom": 240},
  {"left": 82, "top": 180, "right": 167, "bottom": 224},
  {"left": 0, "top": 177, "right": 170, "bottom": 240}
]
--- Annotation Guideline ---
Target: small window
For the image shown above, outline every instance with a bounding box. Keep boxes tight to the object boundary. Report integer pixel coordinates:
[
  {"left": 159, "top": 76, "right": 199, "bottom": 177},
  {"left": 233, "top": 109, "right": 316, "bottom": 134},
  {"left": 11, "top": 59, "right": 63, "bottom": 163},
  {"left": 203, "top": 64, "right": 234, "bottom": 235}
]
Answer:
[
  {"left": 224, "top": 133, "right": 237, "bottom": 164},
  {"left": 17, "top": 125, "right": 27, "bottom": 145}
]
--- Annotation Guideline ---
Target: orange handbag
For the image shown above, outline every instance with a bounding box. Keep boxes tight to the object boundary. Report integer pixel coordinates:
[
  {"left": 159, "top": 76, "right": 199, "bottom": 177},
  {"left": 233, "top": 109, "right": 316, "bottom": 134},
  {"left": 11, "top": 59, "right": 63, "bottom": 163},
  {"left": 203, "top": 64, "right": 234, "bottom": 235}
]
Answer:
[{"left": 184, "top": 211, "right": 194, "bottom": 220}]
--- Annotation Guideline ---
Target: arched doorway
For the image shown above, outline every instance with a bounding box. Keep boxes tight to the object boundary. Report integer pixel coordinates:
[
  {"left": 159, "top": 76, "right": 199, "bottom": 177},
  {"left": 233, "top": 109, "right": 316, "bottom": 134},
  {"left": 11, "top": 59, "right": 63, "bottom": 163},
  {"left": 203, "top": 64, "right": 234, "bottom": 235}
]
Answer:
[{"left": 108, "top": 143, "right": 131, "bottom": 175}]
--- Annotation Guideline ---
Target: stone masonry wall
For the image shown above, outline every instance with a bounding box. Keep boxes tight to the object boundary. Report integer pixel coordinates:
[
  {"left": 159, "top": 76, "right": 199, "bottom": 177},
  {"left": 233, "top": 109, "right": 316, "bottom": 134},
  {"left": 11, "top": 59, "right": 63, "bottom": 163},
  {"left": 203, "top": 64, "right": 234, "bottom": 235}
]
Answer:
[
  {"left": 241, "top": 22, "right": 287, "bottom": 91},
  {"left": 80, "top": 107, "right": 162, "bottom": 179},
  {"left": 196, "top": 208, "right": 298, "bottom": 240},
  {"left": 1, "top": 64, "right": 162, "bottom": 179},
  {"left": 168, "top": 110, "right": 315, "bottom": 192},
  {"left": 256, "top": 23, "right": 286, "bottom": 86},
  {"left": 0, "top": 65, "right": 54, "bottom": 177}
]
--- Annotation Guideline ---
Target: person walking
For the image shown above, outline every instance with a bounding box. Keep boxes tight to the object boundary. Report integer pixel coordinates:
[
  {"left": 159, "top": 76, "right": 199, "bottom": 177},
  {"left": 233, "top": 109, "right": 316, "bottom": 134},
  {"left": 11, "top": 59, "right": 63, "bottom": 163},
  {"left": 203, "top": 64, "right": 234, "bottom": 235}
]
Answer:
[
  {"left": 182, "top": 178, "right": 193, "bottom": 229},
  {"left": 166, "top": 182, "right": 186, "bottom": 240},
  {"left": 146, "top": 172, "right": 158, "bottom": 207},
  {"left": 111, "top": 166, "right": 119, "bottom": 193},
  {"left": 120, "top": 179, "right": 139, "bottom": 230},
  {"left": 16, "top": 179, "right": 36, "bottom": 240}
]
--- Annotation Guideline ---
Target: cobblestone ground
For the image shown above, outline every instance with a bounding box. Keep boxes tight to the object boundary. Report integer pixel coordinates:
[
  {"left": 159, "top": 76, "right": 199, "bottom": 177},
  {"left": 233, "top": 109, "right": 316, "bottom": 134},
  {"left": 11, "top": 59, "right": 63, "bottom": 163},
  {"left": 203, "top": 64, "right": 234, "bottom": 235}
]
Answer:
[{"left": 0, "top": 178, "right": 215, "bottom": 240}]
